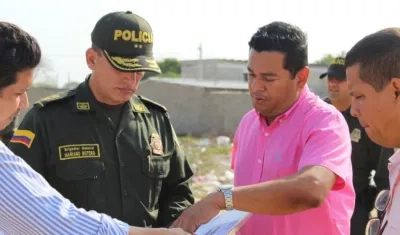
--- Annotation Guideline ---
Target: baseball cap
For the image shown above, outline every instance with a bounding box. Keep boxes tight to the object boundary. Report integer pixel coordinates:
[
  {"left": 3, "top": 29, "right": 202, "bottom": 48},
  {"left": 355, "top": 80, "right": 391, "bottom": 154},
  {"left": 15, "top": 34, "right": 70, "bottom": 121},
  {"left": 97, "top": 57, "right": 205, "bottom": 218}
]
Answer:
[
  {"left": 91, "top": 11, "right": 161, "bottom": 74},
  {"left": 319, "top": 57, "right": 346, "bottom": 80}
]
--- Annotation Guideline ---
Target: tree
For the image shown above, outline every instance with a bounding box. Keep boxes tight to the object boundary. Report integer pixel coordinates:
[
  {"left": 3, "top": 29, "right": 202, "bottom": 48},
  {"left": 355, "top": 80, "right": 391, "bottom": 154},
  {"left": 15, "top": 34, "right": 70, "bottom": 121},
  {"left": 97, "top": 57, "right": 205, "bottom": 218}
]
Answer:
[
  {"left": 313, "top": 51, "right": 347, "bottom": 65},
  {"left": 159, "top": 58, "right": 181, "bottom": 76},
  {"left": 142, "top": 58, "right": 182, "bottom": 80}
]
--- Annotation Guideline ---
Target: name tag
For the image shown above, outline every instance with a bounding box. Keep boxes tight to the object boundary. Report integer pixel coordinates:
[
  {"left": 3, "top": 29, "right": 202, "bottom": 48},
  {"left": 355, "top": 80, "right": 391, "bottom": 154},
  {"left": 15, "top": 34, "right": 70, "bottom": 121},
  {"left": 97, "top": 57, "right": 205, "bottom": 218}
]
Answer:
[{"left": 58, "top": 144, "right": 100, "bottom": 160}]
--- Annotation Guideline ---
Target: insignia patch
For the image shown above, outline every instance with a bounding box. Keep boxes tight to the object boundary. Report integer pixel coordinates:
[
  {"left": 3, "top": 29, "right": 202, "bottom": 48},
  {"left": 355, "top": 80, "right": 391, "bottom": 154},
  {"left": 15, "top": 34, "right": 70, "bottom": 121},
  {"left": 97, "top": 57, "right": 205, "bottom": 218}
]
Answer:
[
  {"left": 350, "top": 128, "right": 361, "bottom": 143},
  {"left": 150, "top": 133, "right": 164, "bottom": 155},
  {"left": 76, "top": 102, "right": 90, "bottom": 110},
  {"left": 133, "top": 104, "right": 146, "bottom": 112},
  {"left": 10, "top": 130, "right": 35, "bottom": 148},
  {"left": 58, "top": 144, "right": 100, "bottom": 160}
]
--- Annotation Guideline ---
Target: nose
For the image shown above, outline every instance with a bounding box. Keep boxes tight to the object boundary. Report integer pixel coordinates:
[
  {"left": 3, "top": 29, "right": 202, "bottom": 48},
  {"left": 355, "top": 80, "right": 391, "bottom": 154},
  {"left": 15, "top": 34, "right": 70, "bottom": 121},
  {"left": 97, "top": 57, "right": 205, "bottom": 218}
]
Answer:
[
  {"left": 250, "top": 76, "right": 265, "bottom": 92},
  {"left": 350, "top": 100, "right": 359, "bottom": 118},
  {"left": 121, "top": 72, "right": 136, "bottom": 81},
  {"left": 121, "top": 72, "right": 144, "bottom": 83},
  {"left": 19, "top": 92, "right": 29, "bottom": 110}
]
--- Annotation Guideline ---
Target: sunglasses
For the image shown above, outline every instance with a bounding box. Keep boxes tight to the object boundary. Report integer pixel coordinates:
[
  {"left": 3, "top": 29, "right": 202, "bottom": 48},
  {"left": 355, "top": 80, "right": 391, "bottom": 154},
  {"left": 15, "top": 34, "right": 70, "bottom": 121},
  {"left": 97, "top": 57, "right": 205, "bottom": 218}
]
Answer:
[{"left": 365, "top": 190, "right": 389, "bottom": 235}]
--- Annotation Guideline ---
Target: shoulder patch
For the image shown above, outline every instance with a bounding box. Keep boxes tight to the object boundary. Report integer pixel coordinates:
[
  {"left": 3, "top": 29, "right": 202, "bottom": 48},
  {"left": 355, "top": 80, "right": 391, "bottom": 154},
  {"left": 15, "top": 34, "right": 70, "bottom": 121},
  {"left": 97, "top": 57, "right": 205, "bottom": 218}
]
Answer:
[
  {"left": 34, "top": 90, "right": 75, "bottom": 108},
  {"left": 138, "top": 95, "right": 167, "bottom": 112}
]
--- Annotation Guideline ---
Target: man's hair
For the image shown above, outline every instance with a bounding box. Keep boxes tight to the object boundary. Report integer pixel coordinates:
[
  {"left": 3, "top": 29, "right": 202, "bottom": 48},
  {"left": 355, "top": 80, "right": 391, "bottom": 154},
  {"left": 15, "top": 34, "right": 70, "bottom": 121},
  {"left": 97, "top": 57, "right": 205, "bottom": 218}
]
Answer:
[
  {"left": 0, "top": 22, "right": 41, "bottom": 90},
  {"left": 248, "top": 21, "right": 308, "bottom": 78},
  {"left": 345, "top": 28, "right": 400, "bottom": 92}
]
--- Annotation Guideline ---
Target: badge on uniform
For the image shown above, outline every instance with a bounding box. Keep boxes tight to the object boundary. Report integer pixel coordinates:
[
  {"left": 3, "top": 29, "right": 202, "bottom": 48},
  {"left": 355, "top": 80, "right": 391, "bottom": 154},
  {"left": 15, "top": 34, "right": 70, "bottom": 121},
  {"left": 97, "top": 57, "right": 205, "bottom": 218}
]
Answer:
[
  {"left": 150, "top": 133, "right": 164, "bottom": 155},
  {"left": 76, "top": 102, "right": 90, "bottom": 110},
  {"left": 350, "top": 128, "right": 361, "bottom": 143}
]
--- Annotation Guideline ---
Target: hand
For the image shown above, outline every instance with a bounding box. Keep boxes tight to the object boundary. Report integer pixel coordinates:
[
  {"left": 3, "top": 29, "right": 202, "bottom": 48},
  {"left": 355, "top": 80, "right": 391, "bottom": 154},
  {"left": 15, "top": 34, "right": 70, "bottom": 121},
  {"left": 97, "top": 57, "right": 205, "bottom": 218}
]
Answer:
[{"left": 171, "top": 192, "right": 224, "bottom": 233}]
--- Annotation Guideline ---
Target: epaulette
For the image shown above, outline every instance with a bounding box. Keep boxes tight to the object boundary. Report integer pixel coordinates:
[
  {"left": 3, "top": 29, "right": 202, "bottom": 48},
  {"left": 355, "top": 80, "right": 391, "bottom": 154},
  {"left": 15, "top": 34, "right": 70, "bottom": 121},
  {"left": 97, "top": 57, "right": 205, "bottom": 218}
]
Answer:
[
  {"left": 34, "top": 89, "right": 76, "bottom": 108},
  {"left": 138, "top": 95, "right": 167, "bottom": 112}
]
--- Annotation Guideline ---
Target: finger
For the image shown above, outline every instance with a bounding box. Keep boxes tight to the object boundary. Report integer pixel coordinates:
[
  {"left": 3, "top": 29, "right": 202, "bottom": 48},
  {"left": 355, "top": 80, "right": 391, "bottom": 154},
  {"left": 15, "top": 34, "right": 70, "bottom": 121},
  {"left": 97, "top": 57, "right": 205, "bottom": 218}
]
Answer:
[{"left": 181, "top": 220, "right": 197, "bottom": 234}]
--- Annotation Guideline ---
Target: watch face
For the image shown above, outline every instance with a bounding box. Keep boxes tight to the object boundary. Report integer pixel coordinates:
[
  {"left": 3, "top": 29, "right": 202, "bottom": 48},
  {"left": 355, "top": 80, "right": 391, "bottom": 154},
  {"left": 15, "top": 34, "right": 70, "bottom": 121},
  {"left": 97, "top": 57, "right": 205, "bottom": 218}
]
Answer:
[{"left": 219, "top": 184, "right": 233, "bottom": 191}]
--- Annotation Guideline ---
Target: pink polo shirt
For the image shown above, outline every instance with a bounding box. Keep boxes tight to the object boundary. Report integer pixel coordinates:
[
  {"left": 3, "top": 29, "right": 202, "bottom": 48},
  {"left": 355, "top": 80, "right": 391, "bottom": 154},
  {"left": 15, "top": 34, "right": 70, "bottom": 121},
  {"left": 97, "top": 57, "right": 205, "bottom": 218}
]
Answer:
[
  {"left": 381, "top": 149, "right": 400, "bottom": 235},
  {"left": 231, "top": 85, "right": 355, "bottom": 235}
]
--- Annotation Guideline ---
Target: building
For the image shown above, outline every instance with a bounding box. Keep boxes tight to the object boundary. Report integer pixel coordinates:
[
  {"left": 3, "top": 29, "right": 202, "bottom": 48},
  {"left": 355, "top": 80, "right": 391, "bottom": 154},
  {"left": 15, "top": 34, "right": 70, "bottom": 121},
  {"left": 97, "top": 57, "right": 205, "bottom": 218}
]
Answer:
[
  {"left": 180, "top": 59, "right": 328, "bottom": 97},
  {"left": 180, "top": 59, "right": 247, "bottom": 82}
]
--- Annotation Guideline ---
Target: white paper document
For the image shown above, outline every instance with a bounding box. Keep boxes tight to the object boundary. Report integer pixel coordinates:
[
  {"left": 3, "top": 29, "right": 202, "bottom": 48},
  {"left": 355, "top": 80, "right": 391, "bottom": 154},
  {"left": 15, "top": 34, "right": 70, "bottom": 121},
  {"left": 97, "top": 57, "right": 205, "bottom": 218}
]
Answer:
[{"left": 194, "top": 210, "right": 250, "bottom": 235}]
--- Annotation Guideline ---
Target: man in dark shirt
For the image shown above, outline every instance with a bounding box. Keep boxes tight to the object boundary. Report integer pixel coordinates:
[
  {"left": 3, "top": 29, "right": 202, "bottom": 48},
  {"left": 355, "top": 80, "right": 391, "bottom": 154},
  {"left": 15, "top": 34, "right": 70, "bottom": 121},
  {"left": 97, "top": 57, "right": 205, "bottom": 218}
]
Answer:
[
  {"left": 320, "top": 57, "right": 389, "bottom": 235},
  {"left": 8, "top": 11, "right": 194, "bottom": 228}
]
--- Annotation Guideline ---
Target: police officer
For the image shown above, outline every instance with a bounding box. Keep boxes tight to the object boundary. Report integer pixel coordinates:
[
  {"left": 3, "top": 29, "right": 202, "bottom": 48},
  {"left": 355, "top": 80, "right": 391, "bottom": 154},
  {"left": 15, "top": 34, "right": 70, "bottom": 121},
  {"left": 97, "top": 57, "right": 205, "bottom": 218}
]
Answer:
[
  {"left": 0, "top": 116, "right": 17, "bottom": 146},
  {"left": 320, "top": 57, "right": 388, "bottom": 235},
  {"left": 9, "top": 11, "right": 194, "bottom": 228}
]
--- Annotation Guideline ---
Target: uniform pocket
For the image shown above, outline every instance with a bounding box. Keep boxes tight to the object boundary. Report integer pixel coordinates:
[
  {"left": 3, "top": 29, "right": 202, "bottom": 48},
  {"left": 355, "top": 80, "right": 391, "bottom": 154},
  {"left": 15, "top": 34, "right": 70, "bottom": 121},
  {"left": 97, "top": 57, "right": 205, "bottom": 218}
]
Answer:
[
  {"left": 55, "top": 160, "right": 106, "bottom": 210},
  {"left": 56, "top": 160, "right": 105, "bottom": 180},
  {"left": 141, "top": 154, "right": 171, "bottom": 210},
  {"left": 142, "top": 155, "right": 171, "bottom": 178}
]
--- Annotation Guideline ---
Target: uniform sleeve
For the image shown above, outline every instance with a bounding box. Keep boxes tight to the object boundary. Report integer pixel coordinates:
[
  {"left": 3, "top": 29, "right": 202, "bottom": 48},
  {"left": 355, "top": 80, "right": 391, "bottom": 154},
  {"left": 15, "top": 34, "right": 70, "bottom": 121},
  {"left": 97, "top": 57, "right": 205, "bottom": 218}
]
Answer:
[
  {"left": 298, "top": 111, "right": 352, "bottom": 190},
  {"left": 157, "top": 124, "right": 195, "bottom": 227},
  {"left": 8, "top": 107, "right": 48, "bottom": 175}
]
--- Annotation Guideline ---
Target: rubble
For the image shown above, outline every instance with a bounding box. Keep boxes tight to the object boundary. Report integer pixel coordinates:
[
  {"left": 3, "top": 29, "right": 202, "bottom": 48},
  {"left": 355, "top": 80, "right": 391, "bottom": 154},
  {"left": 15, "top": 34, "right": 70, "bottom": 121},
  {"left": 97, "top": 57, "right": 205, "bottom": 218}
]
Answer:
[{"left": 179, "top": 136, "right": 234, "bottom": 201}]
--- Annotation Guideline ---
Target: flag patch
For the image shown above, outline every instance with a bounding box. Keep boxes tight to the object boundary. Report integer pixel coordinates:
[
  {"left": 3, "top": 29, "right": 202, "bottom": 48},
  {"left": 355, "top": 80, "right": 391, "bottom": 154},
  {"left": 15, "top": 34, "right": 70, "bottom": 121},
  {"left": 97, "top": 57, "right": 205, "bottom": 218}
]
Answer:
[{"left": 10, "top": 130, "right": 36, "bottom": 148}]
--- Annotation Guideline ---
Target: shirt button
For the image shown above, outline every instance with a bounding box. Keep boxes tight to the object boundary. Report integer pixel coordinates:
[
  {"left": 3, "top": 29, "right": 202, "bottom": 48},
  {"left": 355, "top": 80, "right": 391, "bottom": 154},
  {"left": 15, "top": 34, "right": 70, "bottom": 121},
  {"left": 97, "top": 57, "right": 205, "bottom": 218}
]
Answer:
[
  {"left": 120, "top": 162, "right": 124, "bottom": 167},
  {"left": 123, "top": 190, "right": 128, "bottom": 196},
  {"left": 258, "top": 159, "right": 262, "bottom": 163},
  {"left": 264, "top": 132, "right": 269, "bottom": 136}
]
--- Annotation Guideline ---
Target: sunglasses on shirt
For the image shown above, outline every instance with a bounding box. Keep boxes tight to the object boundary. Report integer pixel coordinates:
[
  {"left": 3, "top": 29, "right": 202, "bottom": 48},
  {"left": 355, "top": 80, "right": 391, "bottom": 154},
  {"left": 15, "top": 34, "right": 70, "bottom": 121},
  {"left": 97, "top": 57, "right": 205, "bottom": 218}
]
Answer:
[{"left": 365, "top": 189, "right": 389, "bottom": 235}]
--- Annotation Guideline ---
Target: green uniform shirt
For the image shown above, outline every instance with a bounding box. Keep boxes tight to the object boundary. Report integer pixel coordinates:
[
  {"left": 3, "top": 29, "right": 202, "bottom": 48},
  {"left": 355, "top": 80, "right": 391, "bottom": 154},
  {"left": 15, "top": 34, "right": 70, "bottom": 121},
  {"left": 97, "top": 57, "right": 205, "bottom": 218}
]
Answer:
[{"left": 9, "top": 78, "right": 194, "bottom": 227}]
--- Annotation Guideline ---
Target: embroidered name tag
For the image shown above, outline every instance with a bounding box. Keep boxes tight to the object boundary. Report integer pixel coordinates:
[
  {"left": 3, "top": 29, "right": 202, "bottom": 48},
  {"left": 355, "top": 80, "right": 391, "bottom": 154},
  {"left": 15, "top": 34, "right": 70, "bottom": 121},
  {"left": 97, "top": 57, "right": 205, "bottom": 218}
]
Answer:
[{"left": 58, "top": 144, "right": 100, "bottom": 160}]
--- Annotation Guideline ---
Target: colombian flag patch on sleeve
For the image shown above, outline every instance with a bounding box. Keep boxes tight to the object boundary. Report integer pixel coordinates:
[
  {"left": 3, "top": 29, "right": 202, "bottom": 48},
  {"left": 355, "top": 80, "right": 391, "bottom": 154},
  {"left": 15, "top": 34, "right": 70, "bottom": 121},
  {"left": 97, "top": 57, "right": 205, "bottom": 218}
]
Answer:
[{"left": 10, "top": 130, "right": 36, "bottom": 148}]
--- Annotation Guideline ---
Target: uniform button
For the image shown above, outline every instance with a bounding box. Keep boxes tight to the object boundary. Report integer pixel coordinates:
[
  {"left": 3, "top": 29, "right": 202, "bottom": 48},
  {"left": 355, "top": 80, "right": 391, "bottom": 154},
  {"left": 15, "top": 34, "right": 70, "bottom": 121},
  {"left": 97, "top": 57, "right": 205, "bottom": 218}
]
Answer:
[{"left": 123, "top": 190, "right": 128, "bottom": 196}]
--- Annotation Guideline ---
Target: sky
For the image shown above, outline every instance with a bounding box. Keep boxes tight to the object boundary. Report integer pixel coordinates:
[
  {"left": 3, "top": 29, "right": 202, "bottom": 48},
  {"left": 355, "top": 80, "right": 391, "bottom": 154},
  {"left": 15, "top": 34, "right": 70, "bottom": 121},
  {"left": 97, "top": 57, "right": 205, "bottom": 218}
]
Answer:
[{"left": 1, "top": 0, "right": 399, "bottom": 86}]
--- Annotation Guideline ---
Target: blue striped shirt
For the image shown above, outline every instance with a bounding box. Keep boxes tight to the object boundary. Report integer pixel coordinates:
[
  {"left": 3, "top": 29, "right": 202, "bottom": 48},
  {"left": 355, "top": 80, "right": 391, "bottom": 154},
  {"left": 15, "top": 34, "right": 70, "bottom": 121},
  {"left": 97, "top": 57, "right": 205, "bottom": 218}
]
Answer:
[{"left": 0, "top": 142, "right": 130, "bottom": 235}]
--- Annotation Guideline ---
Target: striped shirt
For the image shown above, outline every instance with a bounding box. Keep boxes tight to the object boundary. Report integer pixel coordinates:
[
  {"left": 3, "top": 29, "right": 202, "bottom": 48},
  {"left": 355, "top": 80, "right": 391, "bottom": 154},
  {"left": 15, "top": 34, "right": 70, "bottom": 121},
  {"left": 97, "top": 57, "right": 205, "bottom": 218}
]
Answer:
[{"left": 0, "top": 141, "right": 129, "bottom": 235}]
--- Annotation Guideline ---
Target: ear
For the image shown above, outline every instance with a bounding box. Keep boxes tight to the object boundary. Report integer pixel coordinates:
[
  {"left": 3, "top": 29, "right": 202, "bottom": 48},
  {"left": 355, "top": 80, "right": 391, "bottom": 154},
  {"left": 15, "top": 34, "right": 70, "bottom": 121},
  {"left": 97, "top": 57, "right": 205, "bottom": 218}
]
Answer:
[
  {"left": 391, "top": 77, "right": 400, "bottom": 99},
  {"left": 85, "top": 48, "right": 98, "bottom": 70},
  {"left": 296, "top": 66, "right": 310, "bottom": 88}
]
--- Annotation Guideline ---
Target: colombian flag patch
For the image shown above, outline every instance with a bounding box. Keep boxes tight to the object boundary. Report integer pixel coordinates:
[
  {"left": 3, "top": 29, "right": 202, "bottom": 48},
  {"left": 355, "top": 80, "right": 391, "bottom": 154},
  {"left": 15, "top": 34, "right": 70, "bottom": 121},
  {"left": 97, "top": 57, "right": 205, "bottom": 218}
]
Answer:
[{"left": 10, "top": 130, "right": 35, "bottom": 148}]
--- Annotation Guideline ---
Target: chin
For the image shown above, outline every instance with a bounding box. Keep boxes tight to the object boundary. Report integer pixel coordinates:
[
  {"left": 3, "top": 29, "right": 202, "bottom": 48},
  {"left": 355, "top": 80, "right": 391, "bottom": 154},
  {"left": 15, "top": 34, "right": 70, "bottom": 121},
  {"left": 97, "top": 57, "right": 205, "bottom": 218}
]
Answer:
[
  {"left": 365, "top": 129, "right": 395, "bottom": 148},
  {"left": 0, "top": 121, "right": 9, "bottom": 131}
]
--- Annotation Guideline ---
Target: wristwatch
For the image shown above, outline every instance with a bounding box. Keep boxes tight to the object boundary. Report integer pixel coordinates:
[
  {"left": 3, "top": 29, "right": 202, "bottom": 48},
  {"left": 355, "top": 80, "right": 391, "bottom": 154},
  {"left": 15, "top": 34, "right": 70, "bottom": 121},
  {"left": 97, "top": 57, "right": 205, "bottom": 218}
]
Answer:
[{"left": 217, "top": 185, "right": 234, "bottom": 210}]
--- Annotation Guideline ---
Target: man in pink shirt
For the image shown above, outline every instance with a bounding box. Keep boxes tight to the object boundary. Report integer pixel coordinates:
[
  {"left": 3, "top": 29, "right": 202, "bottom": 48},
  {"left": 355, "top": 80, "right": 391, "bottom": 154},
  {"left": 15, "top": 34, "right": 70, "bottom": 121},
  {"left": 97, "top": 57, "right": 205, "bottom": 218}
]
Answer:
[
  {"left": 172, "top": 22, "right": 355, "bottom": 235},
  {"left": 345, "top": 27, "right": 400, "bottom": 235}
]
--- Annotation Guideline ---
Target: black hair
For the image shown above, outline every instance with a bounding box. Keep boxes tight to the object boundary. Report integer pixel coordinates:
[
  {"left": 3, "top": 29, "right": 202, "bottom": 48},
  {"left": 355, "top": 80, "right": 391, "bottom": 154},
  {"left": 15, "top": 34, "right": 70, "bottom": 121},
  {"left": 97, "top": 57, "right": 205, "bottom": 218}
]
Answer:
[
  {"left": 248, "top": 21, "right": 308, "bottom": 78},
  {"left": 345, "top": 28, "right": 400, "bottom": 92},
  {"left": 0, "top": 21, "right": 41, "bottom": 90}
]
